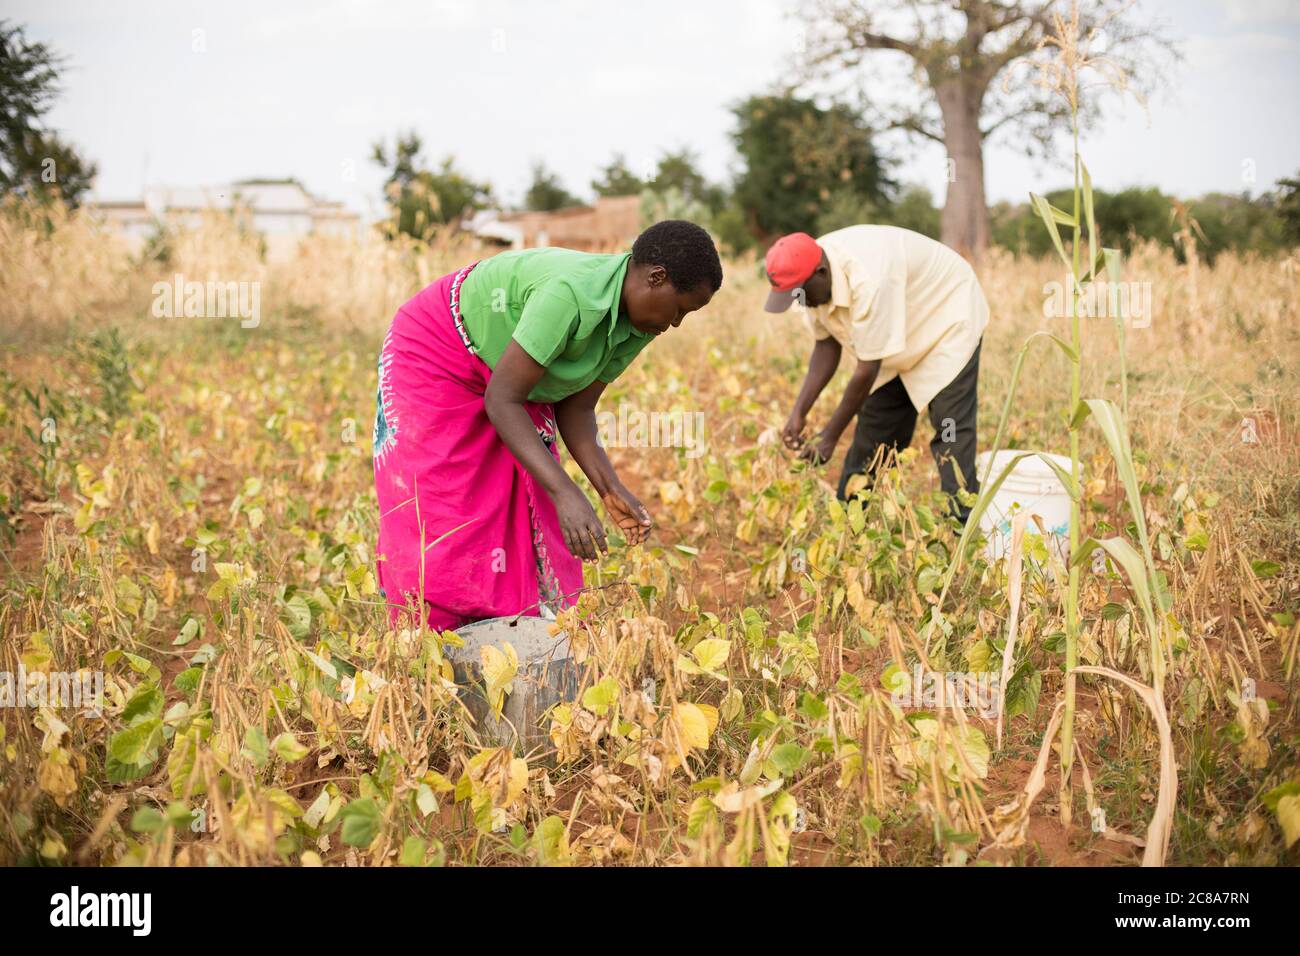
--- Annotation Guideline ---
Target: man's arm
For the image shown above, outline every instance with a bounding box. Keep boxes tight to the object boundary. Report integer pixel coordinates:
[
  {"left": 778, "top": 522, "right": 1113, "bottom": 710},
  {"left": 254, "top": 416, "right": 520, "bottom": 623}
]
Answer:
[
  {"left": 783, "top": 337, "right": 842, "bottom": 450},
  {"left": 801, "top": 358, "right": 881, "bottom": 464},
  {"left": 555, "top": 379, "right": 652, "bottom": 545},
  {"left": 484, "top": 340, "right": 608, "bottom": 560}
]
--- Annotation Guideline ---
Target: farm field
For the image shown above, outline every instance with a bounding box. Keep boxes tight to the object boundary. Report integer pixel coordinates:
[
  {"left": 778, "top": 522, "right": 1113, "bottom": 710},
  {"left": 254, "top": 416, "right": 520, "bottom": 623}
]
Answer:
[{"left": 0, "top": 209, "right": 1297, "bottom": 867}]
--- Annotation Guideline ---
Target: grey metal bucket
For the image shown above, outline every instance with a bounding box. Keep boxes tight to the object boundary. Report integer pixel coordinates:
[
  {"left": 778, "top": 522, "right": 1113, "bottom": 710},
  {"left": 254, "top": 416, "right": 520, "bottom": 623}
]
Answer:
[{"left": 445, "top": 615, "right": 580, "bottom": 756}]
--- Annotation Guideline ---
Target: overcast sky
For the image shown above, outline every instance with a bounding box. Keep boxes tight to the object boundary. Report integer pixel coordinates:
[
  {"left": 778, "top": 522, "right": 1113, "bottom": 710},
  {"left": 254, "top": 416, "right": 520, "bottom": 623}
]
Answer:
[{"left": 9, "top": 0, "right": 1299, "bottom": 219}]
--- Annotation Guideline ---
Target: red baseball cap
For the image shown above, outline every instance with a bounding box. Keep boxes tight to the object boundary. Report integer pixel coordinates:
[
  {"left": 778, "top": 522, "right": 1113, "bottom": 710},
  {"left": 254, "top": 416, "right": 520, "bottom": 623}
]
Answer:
[{"left": 763, "top": 232, "right": 822, "bottom": 313}]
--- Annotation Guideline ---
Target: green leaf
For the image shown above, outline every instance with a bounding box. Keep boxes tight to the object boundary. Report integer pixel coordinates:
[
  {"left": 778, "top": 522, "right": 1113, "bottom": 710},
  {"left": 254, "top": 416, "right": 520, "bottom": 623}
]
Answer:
[
  {"left": 848, "top": 498, "right": 865, "bottom": 535},
  {"left": 1261, "top": 780, "right": 1300, "bottom": 811},
  {"left": 282, "top": 594, "right": 313, "bottom": 640},
  {"left": 173, "top": 667, "right": 202, "bottom": 694},
  {"left": 105, "top": 649, "right": 161, "bottom": 681},
  {"left": 109, "top": 718, "right": 163, "bottom": 765},
  {"left": 1034, "top": 453, "right": 1080, "bottom": 500},
  {"left": 399, "top": 836, "right": 429, "bottom": 867},
  {"left": 1251, "top": 560, "right": 1280, "bottom": 580},
  {"left": 915, "top": 565, "right": 943, "bottom": 595},
  {"left": 768, "top": 742, "right": 811, "bottom": 776},
  {"left": 1030, "top": 192, "right": 1076, "bottom": 270},
  {"left": 1085, "top": 399, "right": 1148, "bottom": 550},
  {"left": 122, "top": 682, "right": 163, "bottom": 724},
  {"left": 106, "top": 752, "right": 154, "bottom": 784},
  {"left": 166, "top": 728, "right": 204, "bottom": 799},
  {"left": 130, "top": 807, "right": 166, "bottom": 834},
  {"left": 173, "top": 617, "right": 201, "bottom": 647},
  {"left": 339, "top": 797, "right": 382, "bottom": 848},
  {"left": 1082, "top": 162, "right": 1098, "bottom": 278},
  {"left": 798, "top": 692, "right": 828, "bottom": 722},
  {"left": 532, "top": 815, "right": 572, "bottom": 866},
  {"left": 686, "top": 795, "right": 718, "bottom": 838},
  {"left": 273, "top": 732, "right": 308, "bottom": 763},
  {"left": 241, "top": 726, "right": 270, "bottom": 768},
  {"left": 581, "top": 677, "right": 619, "bottom": 716},
  {"left": 690, "top": 638, "right": 731, "bottom": 676}
]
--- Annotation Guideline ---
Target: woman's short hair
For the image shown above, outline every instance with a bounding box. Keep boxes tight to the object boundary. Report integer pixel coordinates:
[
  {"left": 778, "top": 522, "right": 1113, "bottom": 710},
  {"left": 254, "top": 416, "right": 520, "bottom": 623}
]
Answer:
[{"left": 631, "top": 220, "right": 723, "bottom": 293}]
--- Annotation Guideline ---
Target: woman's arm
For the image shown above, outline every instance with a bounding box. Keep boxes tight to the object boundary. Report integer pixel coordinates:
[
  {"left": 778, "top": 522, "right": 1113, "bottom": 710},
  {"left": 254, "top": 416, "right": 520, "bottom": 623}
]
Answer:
[
  {"left": 555, "top": 379, "right": 652, "bottom": 545},
  {"left": 784, "top": 337, "right": 842, "bottom": 449},
  {"left": 484, "top": 340, "right": 608, "bottom": 560}
]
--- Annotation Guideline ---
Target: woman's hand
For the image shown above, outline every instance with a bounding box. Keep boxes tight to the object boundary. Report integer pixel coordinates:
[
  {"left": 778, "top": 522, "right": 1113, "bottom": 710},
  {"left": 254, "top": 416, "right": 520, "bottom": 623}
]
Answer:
[
  {"left": 602, "top": 483, "right": 653, "bottom": 546},
  {"left": 552, "top": 483, "right": 607, "bottom": 560},
  {"left": 782, "top": 411, "right": 807, "bottom": 451}
]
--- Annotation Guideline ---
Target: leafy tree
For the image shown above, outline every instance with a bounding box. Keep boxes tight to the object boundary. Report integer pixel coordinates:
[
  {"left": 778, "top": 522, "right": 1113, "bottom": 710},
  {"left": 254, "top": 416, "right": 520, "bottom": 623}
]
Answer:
[
  {"left": 371, "top": 132, "right": 492, "bottom": 238},
  {"left": 1271, "top": 172, "right": 1300, "bottom": 246},
  {"left": 1189, "top": 192, "right": 1291, "bottom": 263},
  {"left": 0, "top": 20, "right": 97, "bottom": 206},
  {"left": 591, "top": 153, "right": 646, "bottom": 197},
  {"left": 731, "top": 93, "right": 891, "bottom": 242},
  {"left": 800, "top": 0, "right": 1177, "bottom": 260},
  {"left": 647, "top": 148, "right": 724, "bottom": 212},
  {"left": 524, "top": 161, "right": 581, "bottom": 212}
]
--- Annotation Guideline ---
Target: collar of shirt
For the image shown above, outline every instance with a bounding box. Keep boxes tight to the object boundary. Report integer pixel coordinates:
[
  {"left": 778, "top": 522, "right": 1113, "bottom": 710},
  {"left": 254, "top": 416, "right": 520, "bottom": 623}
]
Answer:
[
  {"left": 805, "top": 240, "right": 853, "bottom": 323},
  {"left": 596, "top": 253, "right": 646, "bottom": 345}
]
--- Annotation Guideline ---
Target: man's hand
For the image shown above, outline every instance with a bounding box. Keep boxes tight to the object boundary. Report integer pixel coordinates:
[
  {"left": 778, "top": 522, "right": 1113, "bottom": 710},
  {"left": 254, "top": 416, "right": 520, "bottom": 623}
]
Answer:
[
  {"left": 798, "top": 430, "right": 838, "bottom": 466},
  {"left": 782, "top": 412, "right": 807, "bottom": 451},
  {"left": 602, "top": 484, "right": 652, "bottom": 546}
]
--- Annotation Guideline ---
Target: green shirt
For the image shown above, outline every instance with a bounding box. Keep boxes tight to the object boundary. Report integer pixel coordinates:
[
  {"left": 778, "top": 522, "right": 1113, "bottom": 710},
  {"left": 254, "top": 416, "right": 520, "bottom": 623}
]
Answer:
[{"left": 457, "top": 248, "right": 652, "bottom": 403}]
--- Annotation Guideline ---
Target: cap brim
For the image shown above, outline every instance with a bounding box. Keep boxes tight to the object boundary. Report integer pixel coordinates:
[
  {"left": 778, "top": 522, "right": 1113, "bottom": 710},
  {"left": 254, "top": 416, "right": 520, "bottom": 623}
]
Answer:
[{"left": 764, "top": 287, "right": 800, "bottom": 313}]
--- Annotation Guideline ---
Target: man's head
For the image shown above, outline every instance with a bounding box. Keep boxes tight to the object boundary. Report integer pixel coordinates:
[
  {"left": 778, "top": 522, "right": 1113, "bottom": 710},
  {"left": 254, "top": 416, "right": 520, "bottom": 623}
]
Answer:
[
  {"left": 623, "top": 219, "right": 723, "bottom": 336},
  {"left": 764, "top": 232, "right": 831, "bottom": 313}
]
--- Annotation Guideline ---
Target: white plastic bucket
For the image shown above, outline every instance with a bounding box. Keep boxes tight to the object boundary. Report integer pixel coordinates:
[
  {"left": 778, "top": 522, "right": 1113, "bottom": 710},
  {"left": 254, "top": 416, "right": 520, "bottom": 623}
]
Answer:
[{"left": 975, "top": 450, "right": 1075, "bottom": 561}]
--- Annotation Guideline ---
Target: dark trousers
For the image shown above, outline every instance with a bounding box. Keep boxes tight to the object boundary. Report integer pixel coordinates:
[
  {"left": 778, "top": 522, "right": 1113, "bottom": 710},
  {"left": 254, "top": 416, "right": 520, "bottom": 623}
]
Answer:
[{"left": 836, "top": 340, "right": 981, "bottom": 522}]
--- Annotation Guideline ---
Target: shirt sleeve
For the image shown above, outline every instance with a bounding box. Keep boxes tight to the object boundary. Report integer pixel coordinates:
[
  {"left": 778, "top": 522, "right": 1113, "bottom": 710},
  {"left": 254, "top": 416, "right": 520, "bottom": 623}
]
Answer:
[
  {"left": 803, "top": 309, "right": 832, "bottom": 340},
  {"left": 597, "top": 334, "right": 651, "bottom": 384},
  {"left": 511, "top": 285, "right": 580, "bottom": 366},
  {"left": 846, "top": 257, "right": 907, "bottom": 362}
]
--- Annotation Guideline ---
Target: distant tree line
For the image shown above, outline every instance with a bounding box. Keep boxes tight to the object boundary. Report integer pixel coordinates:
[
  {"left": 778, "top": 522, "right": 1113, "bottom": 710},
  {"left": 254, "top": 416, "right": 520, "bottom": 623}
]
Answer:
[{"left": 371, "top": 91, "right": 1298, "bottom": 263}]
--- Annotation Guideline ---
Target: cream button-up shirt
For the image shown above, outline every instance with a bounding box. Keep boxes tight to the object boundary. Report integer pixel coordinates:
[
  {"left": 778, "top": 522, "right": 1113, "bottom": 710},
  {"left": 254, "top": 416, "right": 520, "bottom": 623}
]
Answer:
[{"left": 802, "top": 225, "right": 989, "bottom": 411}]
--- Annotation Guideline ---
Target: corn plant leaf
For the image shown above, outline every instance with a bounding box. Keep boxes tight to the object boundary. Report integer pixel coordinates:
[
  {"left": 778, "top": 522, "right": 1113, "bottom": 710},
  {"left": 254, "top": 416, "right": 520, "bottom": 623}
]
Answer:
[
  {"left": 1034, "top": 453, "right": 1080, "bottom": 500},
  {"left": 1030, "top": 193, "right": 1075, "bottom": 271},
  {"left": 1084, "top": 399, "right": 1151, "bottom": 559},
  {"left": 1082, "top": 162, "right": 1098, "bottom": 278},
  {"left": 1103, "top": 247, "right": 1124, "bottom": 285}
]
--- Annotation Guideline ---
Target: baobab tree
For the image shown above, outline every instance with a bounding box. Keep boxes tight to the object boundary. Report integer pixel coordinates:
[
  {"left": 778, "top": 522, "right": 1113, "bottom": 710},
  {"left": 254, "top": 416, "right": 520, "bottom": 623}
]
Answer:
[{"left": 799, "top": 0, "right": 1176, "bottom": 261}]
